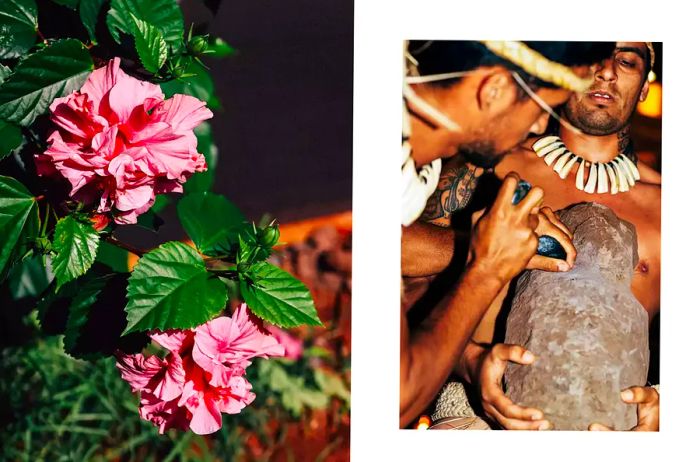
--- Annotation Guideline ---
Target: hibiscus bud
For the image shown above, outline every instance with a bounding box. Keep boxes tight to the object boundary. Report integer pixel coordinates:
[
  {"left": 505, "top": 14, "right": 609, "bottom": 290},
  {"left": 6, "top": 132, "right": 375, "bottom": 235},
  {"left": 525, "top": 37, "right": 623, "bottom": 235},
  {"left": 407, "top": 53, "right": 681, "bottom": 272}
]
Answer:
[
  {"left": 188, "top": 35, "right": 210, "bottom": 55},
  {"left": 258, "top": 225, "right": 280, "bottom": 247},
  {"left": 35, "top": 236, "right": 52, "bottom": 253},
  {"left": 91, "top": 213, "right": 110, "bottom": 231},
  {"left": 168, "top": 55, "right": 193, "bottom": 78}
]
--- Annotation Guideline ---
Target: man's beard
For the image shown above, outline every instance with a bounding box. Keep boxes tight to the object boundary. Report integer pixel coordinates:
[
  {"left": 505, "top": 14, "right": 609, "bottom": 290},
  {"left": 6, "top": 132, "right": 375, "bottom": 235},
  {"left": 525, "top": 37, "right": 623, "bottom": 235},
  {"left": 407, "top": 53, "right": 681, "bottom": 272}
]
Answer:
[
  {"left": 456, "top": 140, "right": 502, "bottom": 169},
  {"left": 563, "top": 94, "right": 637, "bottom": 136},
  {"left": 563, "top": 104, "right": 626, "bottom": 135}
]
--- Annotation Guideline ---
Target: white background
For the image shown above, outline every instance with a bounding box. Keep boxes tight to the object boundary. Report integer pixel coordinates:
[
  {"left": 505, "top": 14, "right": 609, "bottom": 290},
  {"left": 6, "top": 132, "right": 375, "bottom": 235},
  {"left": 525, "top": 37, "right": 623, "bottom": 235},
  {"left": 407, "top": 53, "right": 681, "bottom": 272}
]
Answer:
[{"left": 352, "top": 0, "right": 700, "bottom": 460}]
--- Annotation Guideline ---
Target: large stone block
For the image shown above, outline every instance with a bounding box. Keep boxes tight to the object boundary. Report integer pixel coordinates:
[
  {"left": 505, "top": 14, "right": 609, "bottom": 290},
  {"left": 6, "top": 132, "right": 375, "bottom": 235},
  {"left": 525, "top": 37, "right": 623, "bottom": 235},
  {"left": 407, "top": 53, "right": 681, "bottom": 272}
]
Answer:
[{"left": 504, "top": 203, "right": 649, "bottom": 430}]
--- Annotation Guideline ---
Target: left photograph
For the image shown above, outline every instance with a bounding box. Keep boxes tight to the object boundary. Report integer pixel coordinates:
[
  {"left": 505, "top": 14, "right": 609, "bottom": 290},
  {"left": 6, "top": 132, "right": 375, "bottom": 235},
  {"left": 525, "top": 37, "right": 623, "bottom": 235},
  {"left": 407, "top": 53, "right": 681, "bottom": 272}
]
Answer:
[{"left": 0, "top": 1, "right": 352, "bottom": 460}]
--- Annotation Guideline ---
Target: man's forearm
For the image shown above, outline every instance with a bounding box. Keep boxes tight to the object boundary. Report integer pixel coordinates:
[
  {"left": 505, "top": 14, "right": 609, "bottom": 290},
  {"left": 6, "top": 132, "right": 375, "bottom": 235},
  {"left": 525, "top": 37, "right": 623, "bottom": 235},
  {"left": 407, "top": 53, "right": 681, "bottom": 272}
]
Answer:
[
  {"left": 401, "top": 221, "right": 458, "bottom": 277},
  {"left": 400, "top": 262, "right": 505, "bottom": 427}
]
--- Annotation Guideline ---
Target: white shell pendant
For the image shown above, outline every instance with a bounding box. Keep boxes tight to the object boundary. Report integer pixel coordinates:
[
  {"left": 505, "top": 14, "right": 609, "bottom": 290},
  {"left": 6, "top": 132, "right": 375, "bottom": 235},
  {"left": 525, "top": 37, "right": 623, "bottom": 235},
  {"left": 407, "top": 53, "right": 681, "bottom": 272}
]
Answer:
[
  {"left": 597, "top": 161, "right": 609, "bottom": 193},
  {"left": 536, "top": 141, "right": 564, "bottom": 158},
  {"left": 552, "top": 151, "right": 573, "bottom": 175},
  {"left": 575, "top": 160, "right": 586, "bottom": 191},
  {"left": 605, "top": 163, "right": 618, "bottom": 194},
  {"left": 544, "top": 147, "right": 567, "bottom": 166},
  {"left": 532, "top": 135, "right": 561, "bottom": 152},
  {"left": 619, "top": 153, "right": 641, "bottom": 181},
  {"left": 559, "top": 155, "right": 579, "bottom": 179},
  {"left": 615, "top": 158, "right": 635, "bottom": 186},
  {"left": 612, "top": 161, "right": 629, "bottom": 192},
  {"left": 584, "top": 162, "right": 598, "bottom": 193}
]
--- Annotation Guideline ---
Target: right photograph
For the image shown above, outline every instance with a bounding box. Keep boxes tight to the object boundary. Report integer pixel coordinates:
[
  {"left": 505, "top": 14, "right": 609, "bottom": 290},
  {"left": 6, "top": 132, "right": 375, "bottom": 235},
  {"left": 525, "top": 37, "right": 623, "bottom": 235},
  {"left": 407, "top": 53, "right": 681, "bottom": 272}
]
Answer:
[{"left": 400, "top": 41, "right": 661, "bottom": 431}]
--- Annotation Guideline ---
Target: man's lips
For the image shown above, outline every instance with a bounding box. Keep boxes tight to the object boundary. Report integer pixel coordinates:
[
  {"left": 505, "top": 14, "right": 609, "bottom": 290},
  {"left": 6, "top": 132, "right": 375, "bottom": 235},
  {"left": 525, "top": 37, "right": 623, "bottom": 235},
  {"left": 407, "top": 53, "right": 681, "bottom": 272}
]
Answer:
[{"left": 586, "top": 89, "right": 616, "bottom": 105}]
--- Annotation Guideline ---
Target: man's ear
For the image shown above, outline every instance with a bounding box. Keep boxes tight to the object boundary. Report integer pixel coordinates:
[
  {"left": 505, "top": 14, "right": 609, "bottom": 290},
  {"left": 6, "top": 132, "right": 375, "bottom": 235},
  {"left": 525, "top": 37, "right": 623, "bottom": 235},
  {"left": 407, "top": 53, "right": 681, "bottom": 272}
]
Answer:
[
  {"left": 477, "top": 68, "right": 517, "bottom": 114},
  {"left": 639, "top": 79, "right": 650, "bottom": 102}
]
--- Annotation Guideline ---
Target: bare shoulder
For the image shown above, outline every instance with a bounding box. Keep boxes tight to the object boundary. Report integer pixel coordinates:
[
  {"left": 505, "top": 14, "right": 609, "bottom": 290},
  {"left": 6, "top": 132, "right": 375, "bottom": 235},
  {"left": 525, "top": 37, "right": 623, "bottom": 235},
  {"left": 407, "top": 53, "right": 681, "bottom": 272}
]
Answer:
[
  {"left": 633, "top": 181, "right": 661, "bottom": 211},
  {"left": 637, "top": 161, "right": 661, "bottom": 185}
]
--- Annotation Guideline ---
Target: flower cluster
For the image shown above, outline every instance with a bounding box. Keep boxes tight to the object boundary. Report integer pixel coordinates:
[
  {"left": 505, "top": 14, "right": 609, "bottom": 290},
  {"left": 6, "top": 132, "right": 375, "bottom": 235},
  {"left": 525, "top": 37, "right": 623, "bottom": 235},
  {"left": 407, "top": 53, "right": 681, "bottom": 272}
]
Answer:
[
  {"left": 36, "top": 58, "right": 212, "bottom": 224},
  {"left": 116, "top": 305, "right": 284, "bottom": 435}
]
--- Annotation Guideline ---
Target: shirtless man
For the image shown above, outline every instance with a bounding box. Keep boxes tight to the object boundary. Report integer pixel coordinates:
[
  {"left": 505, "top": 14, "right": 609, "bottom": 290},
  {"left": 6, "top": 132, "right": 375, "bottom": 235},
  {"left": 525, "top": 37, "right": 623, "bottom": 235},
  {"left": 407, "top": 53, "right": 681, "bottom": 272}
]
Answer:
[
  {"left": 399, "top": 41, "right": 614, "bottom": 427},
  {"left": 457, "top": 42, "right": 660, "bottom": 431}
]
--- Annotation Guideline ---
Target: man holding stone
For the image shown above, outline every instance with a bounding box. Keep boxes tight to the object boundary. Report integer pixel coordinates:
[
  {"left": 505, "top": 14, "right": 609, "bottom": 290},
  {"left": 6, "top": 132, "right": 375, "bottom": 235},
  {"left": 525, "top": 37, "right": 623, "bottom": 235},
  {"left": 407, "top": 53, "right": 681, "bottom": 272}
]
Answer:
[{"left": 433, "top": 42, "right": 660, "bottom": 431}]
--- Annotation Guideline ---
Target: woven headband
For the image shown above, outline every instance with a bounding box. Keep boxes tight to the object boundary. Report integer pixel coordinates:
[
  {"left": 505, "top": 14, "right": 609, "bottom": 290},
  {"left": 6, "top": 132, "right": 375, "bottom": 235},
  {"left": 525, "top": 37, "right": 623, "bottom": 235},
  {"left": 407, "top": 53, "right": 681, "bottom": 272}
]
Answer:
[{"left": 480, "top": 41, "right": 594, "bottom": 93}]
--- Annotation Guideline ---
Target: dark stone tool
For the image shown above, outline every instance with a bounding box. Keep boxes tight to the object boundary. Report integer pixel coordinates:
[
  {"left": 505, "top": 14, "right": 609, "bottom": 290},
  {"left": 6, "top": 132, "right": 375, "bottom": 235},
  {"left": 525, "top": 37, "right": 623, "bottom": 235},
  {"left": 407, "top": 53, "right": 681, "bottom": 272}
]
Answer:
[{"left": 511, "top": 180, "right": 567, "bottom": 260}]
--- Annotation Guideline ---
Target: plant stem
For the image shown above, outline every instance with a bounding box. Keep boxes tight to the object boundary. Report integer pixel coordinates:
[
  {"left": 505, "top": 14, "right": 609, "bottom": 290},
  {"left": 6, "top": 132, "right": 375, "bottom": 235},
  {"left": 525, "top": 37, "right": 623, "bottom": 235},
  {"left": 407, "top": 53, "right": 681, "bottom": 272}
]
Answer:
[
  {"left": 104, "top": 236, "right": 145, "bottom": 257},
  {"left": 40, "top": 202, "right": 51, "bottom": 237},
  {"left": 207, "top": 268, "right": 238, "bottom": 278},
  {"left": 36, "top": 28, "right": 47, "bottom": 44}
]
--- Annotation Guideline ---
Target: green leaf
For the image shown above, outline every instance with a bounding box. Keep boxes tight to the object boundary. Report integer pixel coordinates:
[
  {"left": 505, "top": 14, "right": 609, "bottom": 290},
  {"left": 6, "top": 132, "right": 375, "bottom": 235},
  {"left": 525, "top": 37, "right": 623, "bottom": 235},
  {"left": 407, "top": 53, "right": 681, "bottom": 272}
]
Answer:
[
  {"left": 79, "top": 0, "right": 107, "bottom": 43},
  {"left": 135, "top": 209, "right": 163, "bottom": 231},
  {"left": 183, "top": 121, "right": 218, "bottom": 193},
  {"left": 51, "top": 0, "right": 79, "bottom": 9},
  {"left": 207, "top": 37, "right": 235, "bottom": 57},
  {"left": 0, "top": 0, "right": 38, "bottom": 59},
  {"left": 240, "top": 262, "right": 321, "bottom": 328},
  {"left": 95, "top": 240, "right": 129, "bottom": 273},
  {"left": 160, "top": 61, "right": 220, "bottom": 109},
  {"left": 0, "top": 39, "right": 94, "bottom": 127},
  {"left": 0, "top": 175, "right": 38, "bottom": 277},
  {"left": 51, "top": 215, "right": 100, "bottom": 288},
  {"left": 63, "top": 272, "right": 112, "bottom": 355},
  {"left": 0, "top": 120, "right": 23, "bottom": 160},
  {"left": 124, "top": 241, "right": 228, "bottom": 334},
  {"left": 7, "top": 254, "right": 52, "bottom": 299},
  {"left": 176, "top": 192, "right": 246, "bottom": 256},
  {"left": 106, "top": 0, "right": 183, "bottom": 50},
  {"left": 304, "top": 345, "right": 334, "bottom": 360},
  {"left": 0, "top": 65, "right": 12, "bottom": 84},
  {"left": 130, "top": 14, "right": 167, "bottom": 74},
  {"left": 37, "top": 268, "right": 148, "bottom": 358},
  {"left": 150, "top": 194, "right": 171, "bottom": 214},
  {"left": 314, "top": 369, "right": 350, "bottom": 405},
  {"left": 259, "top": 361, "right": 328, "bottom": 417}
]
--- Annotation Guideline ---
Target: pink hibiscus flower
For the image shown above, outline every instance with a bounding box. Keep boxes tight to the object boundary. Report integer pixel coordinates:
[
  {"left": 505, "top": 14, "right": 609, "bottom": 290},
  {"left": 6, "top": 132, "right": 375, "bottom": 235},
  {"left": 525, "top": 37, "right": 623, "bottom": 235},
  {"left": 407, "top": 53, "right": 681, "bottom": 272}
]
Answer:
[
  {"left": 115, "top": 304, "right": 284, "bottom": 435},
  {"left": 192, "top": 304, "right": 285, "bottom": 386},
  {"left": 36, "top": 57, "right": 212, "bottom": 224},
  {"left": 266, "top": 325, "right": 304, "bottom": 360}
]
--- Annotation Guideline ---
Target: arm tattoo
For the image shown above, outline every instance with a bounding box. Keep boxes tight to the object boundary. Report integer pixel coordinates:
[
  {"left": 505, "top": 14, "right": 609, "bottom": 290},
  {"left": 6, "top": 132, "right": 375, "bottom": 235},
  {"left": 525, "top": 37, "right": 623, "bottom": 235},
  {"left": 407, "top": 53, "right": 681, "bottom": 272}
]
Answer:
[
  {"left": 420, "top": 163, "right": 478, "bottom": 226},
  {"left": 618, "top": 125, "right": 637, "bottom": 163}
]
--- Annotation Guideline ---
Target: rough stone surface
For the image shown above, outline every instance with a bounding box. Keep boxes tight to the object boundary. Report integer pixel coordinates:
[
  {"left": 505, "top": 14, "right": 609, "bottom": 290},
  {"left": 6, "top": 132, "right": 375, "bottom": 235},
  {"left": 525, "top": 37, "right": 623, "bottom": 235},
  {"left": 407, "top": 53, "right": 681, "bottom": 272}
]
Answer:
[{"left": 504, "top": 203, "right": 649, "bottom": 430}]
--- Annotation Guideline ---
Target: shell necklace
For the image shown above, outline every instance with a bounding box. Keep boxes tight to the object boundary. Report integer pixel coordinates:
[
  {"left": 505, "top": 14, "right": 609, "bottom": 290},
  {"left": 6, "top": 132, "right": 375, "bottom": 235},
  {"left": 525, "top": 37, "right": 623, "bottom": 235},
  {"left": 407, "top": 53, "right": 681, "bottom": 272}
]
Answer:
[{"left": 532, "top": 135, "right": 640, "bottom": 194}]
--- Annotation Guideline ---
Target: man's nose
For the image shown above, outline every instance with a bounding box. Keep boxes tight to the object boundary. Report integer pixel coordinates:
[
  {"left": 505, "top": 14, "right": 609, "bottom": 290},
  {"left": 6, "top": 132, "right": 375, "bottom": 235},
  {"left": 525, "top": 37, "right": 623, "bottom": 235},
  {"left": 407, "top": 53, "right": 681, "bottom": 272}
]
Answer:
[{"left": 594, "top": 58, "right": 617, "bottom": 83}]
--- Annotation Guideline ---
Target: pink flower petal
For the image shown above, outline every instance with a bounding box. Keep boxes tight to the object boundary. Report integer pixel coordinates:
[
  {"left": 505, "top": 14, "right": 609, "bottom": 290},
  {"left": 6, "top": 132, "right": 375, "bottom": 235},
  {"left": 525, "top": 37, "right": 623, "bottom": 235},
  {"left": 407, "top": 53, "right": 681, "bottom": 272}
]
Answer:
[
  {"left": 115, "top": 352, "right": 165, "bottom": 392},
  {"left": 188, "top": 395, "right": 223, "bottom": 435},
  {"left": 150, "top": 330, "right": 195, "bottom": 353},
  {"left": 115, "top": 351, "right": 185, "bottom": 401},
  {"left": 139, "top": 393, "right": 189, "bottom": 434},
  {"left": 50, "top": 92, "right": 108, "bottom": 140},
  {"left": 151, "top": 352, "right": 186, "bottom": 402},
  {"left": 150, "top": 94, "right": 213, "bottom": 133},
  {"left": 108, "top": 74, "right": 163, "bottom": 123},
  {"left": 267, "top": 325, "right": 304, "bottom": 360},
  {"left": 80, "top": 57, "right": 127, "bottom": 107}
]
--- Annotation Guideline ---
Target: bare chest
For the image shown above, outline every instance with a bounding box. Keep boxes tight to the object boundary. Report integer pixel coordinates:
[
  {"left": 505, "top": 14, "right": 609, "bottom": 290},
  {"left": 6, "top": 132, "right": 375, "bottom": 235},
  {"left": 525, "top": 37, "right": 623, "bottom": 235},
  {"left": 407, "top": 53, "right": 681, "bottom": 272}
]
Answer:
[{"left": 496, "top": 157, "right": 661, "bottom": 316}]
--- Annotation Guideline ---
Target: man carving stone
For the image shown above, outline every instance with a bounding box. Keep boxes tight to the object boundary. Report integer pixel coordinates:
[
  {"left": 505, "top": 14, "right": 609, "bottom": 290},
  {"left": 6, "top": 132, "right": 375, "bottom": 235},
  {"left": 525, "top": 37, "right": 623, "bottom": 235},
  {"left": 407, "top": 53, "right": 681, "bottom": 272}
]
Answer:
[{"left": 428, "top": 42, "right": 660, "bottom": 430}]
